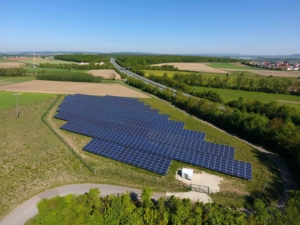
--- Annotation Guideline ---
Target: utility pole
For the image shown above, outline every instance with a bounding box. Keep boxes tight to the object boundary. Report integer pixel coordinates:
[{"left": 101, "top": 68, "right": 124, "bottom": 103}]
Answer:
[{"left": 12, "top": 93, "right": 22, "bottom": 118}]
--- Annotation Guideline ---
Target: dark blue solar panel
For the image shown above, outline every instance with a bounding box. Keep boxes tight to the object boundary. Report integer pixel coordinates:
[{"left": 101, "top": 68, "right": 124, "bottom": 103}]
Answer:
[{"left": 55, "top": 94, "right": 252, "bottom": 180}]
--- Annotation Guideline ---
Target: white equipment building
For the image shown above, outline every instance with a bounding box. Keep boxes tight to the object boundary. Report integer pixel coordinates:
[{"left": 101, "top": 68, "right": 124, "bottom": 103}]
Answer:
[{"left": 182, "top": 168, "right": 193, "bottom": 180}]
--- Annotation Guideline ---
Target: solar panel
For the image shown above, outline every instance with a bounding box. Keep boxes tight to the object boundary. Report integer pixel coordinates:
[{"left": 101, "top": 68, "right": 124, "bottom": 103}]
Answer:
[{"left": 55, "top": 94, "right": 252, "bottom": 179}]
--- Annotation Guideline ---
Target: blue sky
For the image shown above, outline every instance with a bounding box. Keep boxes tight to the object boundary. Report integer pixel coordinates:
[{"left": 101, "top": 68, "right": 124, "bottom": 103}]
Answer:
[{"left": 0, "top": 0, "right": 299, "bottom": 54}]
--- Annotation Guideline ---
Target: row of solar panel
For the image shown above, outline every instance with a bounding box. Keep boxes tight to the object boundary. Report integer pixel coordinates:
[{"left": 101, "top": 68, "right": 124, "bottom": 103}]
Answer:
[
  {"left": 68, "top": 94, "right": 151, "bottom": 111},
  {"left": 59, "top": 100, "right": 169, "bottom": 121},
  {"left": 56, "top": 111, "right": 207, "bottom": 142},
  {"left": 61, "top": 120, "right": 234, "bottom": 160},
  {"left": 56, "top": 94, "right": 252, "bottom": 179},
  {"left": 84, "top": 138, "right": 251, "bottom": 179},
  {"left": 84, "top": 138, "right": 171, "bottom": 175},
  {"left": 61, "top": 98, "right": 155, "bottom": 113},
  {"left": 57, "top": 105, "right": 179, "bottom": 129}
]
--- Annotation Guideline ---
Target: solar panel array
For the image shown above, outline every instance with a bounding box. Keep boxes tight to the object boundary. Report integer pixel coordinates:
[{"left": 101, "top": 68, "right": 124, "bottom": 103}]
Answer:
[{"left": 55, "top": 94, "right": 252, "bottom": 179}]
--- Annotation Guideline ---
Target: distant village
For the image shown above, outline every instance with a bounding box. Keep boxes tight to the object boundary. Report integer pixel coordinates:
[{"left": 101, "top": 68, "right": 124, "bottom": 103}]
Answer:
[{"left": 246, "top": 61, "right": 299, "bottom": 71}]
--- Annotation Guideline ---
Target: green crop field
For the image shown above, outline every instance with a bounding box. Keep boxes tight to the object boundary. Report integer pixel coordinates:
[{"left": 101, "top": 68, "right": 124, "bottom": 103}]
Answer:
[
  {"left": 0, "top": 92, "right": 282, "bottom": 219},
  {"left": 142, "top": 69, "right": 268, "bottom": 79},
  {"left": 207, "top": 63, "right": 262, "bottom": 70},
  {"left": 0, "top": 92, "right": 53, "bottom": 110},
  {"left": 0, "top": 76, "right": 36, "bottom": 86}
]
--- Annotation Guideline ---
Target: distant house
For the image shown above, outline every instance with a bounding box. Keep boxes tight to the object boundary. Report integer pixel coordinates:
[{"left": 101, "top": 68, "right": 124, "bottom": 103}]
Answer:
[{"left": 78, "top": 62, "right": 89, "bottom": 65}]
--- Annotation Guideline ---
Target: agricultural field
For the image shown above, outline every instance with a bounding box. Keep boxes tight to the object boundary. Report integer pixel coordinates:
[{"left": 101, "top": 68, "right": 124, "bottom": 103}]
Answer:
[
  {"left": 194, "top": 86, "right": 300, "bottom": 110},
  {"left": 143, "top": 69, "right": 274, "bottom": 79},
  {"left": 0, "top": 90, "right": 282, "bottom": 220},
  {"left": 151, "top": 63, "right": 227, "bottom": 73},
  {"left": 1, "top": 80, "right": 148, "bottom": 98},
  {"left": 87, "top": 69, "right": 121, "bottom": 79},
  {"left": 7, "top": 57, "right": 76, "bottom": 65},
  {"left": 0, "top": 76, "right": 36, "bottom": 87},
  {"left": 206, "top": 62, "right": 261, "bottom": 70},
  {"left": 0, "top": 62, "right": 25, "bottom": 68},
  {"left": 0, "top": 92, "right": 52, "bottom": 110},
  {"left": 237, "top": 69, "right": 300, "bottom": 77}
]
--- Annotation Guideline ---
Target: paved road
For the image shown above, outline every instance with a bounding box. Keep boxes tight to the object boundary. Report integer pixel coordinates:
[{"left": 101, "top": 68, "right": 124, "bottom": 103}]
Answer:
[
  {"left": 0, "top": 183, "right": 165, "bottom": 225},
  {"left": 111, "top": 58, "right": 191, "bottom": 98}
]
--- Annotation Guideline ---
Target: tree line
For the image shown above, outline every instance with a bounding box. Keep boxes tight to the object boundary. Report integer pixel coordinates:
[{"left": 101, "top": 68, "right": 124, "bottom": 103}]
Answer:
[
  {"left": 39, "top": 62, "right": 113, "bottom": 70},
  {"left": 54, "top": 54, "right": 111, "bottom": 64},
  {"left": 115, "top": 55, "right": 240, "bottom": 67},
  {"left": 126, "top": 77, "right": 300, "bottom": 185},
  {"left": 148, "top": 72, "right": 300, "bottom": 95},
  {"left": 226, "top": 98, "right": 300, "bottom": 126},
  {"left": 36, "top": 71, "right": 103, "bottom": 83},
  {"left": 28, "top": 187, "right": 300, "bottom": 225},
  {"left": 148, "top": 74, "right": 223, "bottom": 103},
  {"left": 0, "top": 68, "right": 28, "bottom": 76}
]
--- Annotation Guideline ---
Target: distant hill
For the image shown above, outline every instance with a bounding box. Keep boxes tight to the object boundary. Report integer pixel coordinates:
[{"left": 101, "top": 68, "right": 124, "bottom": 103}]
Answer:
[{"left": 1, "top": 51, "right": 299, "bottom": 60}]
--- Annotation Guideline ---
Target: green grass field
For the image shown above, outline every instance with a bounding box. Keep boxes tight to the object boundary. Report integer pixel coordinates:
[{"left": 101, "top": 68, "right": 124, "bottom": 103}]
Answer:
[
  {"left": 142, "top": 69, "right": 271, "bottom": 79},
  {"left": 207, "top": 63, "right": 262, "bottom": 70},
  {"left": 194, "top": 86, "right": 300, "bottom": 110},
  {"left": 0, "top": 92, "right": 53, "bottom": 110},
  {"left": 0, "top": 92, "right": 282, "bottom": 219},
  {"left": 0, "top": 76, "right": 36, "bottom": 86}
]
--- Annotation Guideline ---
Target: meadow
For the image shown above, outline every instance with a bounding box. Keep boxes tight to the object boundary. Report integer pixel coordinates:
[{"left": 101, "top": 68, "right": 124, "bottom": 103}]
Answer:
[
  {"left": 143, "top": 69, "right": 270, "bottom": 79},
  {"left": 206, "top": 62, "right": 262, "bottom": 70},
  {"left": 0, "top": 76, "right": 36, "bottom": 87},
  {"left": 0, "top": 90, "right": 282, "bottom": 219},
  {"left": 0, "top": 92, "right": 52, "bottom": 110}
]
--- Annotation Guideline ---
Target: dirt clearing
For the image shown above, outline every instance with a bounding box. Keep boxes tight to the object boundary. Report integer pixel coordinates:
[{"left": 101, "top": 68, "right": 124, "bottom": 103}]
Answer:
[
  {"left": 87, "top": 69, "right": 121, "bottom": 79},
  {"left": 222, "top": 69, "right": 300, "bottom": 77},
  {"left": 0, "top": 62, "right": 25, "bottom": 68},
  {"left": 1, "top": 80, "right": 149, "bottom": 98},
  {"left": 166, "top": 170, "right": 224, "bottom": 203},
  {"left": 151, "top": 63, "right": 227, "bottom": 74}
]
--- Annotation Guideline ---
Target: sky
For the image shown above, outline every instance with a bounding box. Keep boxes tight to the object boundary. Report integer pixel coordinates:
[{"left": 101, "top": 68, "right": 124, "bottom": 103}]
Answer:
[{"left": 0, "top": 0, "right": 299, "bottom": 55}]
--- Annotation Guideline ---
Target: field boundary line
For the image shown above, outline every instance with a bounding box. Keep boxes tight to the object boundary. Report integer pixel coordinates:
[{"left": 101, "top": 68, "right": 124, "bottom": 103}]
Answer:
[{"left": 41, "top": 94, "right": 95, "bottom": 174}]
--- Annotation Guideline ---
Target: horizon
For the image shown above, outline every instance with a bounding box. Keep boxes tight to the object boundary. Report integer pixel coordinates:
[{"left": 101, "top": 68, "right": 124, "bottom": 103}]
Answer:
[{"left": 1, "top": 0, "right": 299, "bottom": 55}]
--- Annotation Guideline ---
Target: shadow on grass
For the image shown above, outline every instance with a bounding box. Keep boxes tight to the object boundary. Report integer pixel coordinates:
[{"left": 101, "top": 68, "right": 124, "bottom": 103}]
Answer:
[{"left": 249, "top": 149, "right": 283, "bottom": 205}]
